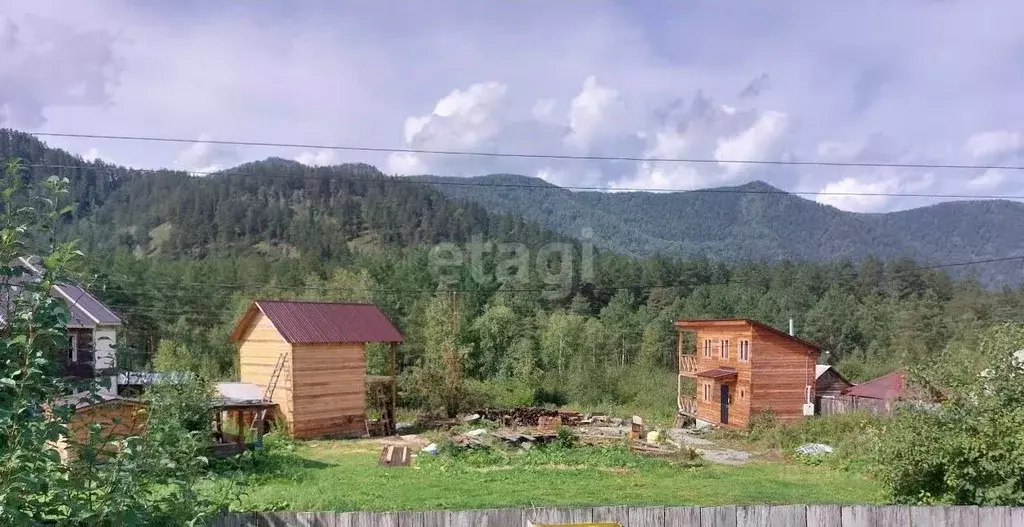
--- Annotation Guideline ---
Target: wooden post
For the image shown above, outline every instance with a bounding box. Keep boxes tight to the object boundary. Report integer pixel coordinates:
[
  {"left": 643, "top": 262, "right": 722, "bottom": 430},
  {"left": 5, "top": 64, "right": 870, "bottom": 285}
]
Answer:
[
  {"left": 234, "top": 410, "right": 244, "bottom": 445},
  {"left": 389, "top": 342, "right": 397, "bottom": 435}
]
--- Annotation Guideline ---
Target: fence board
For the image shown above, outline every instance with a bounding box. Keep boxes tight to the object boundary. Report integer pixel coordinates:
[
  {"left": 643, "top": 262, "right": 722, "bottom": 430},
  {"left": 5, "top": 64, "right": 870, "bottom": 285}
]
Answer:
[
  {"left": 841, "top": 505, "right": 877, "bottom": 527},
  {"left": 805, "top": 505, "right": 841, "bottom": 527},
  {"left": 449, "top": 507, "right": 524, "bottom": 527},
  {"left": 526, "top": 507, "right": 594, "bottom": 524},
  {"left": 736, "top": 505, "right": 805, "bottom": 527},
  {"left": 977, "top": 507, "right": 1015, "bottom": 527},
  {"left": 664, "top": 506, "right": 700, "bottom": 526},
  {"left": 876, "top": 505, "right": 909, "bottom": 526},
  {"left": 347, "top": 510, "right": 398, "bottom": 527},
  {"left": 700, "top": 506, "right": 736, "bottom": 527},
  {"left": 628, "top": 506, "right": 665, "bottom": 527},
  {"left": 949, "top": 505, "right": 981, "bottom": 527},
  {"left": 592, "top": 505, "right": 630, "bottom": 525},
  {"left": 399, "top": 510, "right": 450, "bottom": 527}
]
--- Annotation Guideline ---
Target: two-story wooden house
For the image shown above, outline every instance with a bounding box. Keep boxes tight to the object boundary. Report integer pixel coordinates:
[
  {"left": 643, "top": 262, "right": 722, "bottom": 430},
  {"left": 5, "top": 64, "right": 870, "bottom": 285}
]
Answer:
[
  {"left": 2, "top": 257, "right": 122, "bottom": 395},
  {"left": 676, "top": 319, "right": 820, "bottom": 428}
]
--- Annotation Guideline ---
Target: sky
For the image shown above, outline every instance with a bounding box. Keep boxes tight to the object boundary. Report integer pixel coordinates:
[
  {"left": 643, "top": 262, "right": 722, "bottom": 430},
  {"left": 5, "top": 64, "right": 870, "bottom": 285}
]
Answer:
[{"left": 2, "top": 0, "right": 1023, "bottom": 212}]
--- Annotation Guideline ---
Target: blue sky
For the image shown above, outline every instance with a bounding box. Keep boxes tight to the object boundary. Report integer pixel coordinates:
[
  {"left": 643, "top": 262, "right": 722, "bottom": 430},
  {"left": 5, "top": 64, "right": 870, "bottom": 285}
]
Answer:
[{"left": 2, "top": 0, "right": 1023, "bottom": 212}]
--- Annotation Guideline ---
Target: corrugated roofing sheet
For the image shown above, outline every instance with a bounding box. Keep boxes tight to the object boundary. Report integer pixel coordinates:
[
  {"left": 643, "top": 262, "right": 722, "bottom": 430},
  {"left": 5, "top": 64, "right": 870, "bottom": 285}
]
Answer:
[
  {"left": 842, "top": 370, "right": 905, "bottom": 400},
  {"left": 247, "top": 300, "right": 404, "bottom": 344}
]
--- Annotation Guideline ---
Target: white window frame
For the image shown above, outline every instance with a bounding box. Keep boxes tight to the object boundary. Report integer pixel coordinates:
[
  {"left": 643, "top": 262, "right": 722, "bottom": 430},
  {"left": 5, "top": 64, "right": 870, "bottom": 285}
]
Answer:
[
  {"left": 721, "top": 339, "right": 729, "bottom": 359},
  {"left": 739, "top": 340, "right": 750, "bottom": 362},
  {"left": 703, "top": 339, "right": 712, "bottom": 357},
  {"left": 68, "top": 333, "right": 78, "bottom": 362}
]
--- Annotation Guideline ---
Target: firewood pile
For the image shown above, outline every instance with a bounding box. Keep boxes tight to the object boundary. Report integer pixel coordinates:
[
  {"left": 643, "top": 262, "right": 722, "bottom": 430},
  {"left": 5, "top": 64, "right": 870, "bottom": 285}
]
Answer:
[{"left": 475, "top": 407, "right": 583, "bottom": 428}]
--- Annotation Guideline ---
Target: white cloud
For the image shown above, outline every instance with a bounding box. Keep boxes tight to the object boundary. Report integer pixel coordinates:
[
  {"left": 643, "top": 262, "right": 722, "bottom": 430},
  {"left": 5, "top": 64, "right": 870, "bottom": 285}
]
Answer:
[
  {"left": 816, "top": 173, "right": 935, "bottom": 212},
  {"left": 715, "top": 110, "right": 788, "bottom": 174},
  {"left": 969, "top": 169, "right": 1007, "bottom": 189},
  {"left": 964, "top": 131, "right": 1024, "bottom": 159},
  {"left": 174, "top": 133, "right": 236, "bottom": 175},
  {"left": 564, "top": 76, "right": 622, "bottom": 151},
  {"left": 81, "top": 148, "right": 103, "bottom": 162},
  {"left": 295, "top": 150, "right": 336, "bottom": 166}
]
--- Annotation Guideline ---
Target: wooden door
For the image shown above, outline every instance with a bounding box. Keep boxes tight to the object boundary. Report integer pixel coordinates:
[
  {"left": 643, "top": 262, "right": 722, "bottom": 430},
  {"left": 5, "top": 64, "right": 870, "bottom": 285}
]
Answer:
[{"left": 720, "top": 384, "right": 729, "bottom": 425}]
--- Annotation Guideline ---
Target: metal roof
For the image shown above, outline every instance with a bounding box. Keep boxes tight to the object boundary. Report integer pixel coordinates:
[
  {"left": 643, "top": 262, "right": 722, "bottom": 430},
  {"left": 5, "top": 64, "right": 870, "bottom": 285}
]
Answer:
[
  {"left": 231, "top": 300, "right": 404, "bottom": 344},
  {"left": 842, "top": 370, "right": 905, "bottom": 400},
  {"left": 0, "top": 257, "right": 122, "bottom": 328}
]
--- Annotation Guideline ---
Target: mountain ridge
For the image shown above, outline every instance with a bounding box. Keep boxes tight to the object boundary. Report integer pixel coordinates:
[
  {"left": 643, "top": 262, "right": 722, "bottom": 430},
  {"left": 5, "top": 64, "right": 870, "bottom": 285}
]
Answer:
[{"left": 417, "top": 173, "right": 1024, "bottom": 284}]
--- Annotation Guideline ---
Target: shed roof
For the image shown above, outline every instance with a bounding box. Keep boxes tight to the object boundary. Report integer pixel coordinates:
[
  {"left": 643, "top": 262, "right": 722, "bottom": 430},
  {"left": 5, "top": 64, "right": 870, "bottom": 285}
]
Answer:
[
  {"left": 675, "top": 318, "right": 821, "bottom": 353},
  {"left": 842, "top": 370, "right": 905, "bottom": 401},
  {"left": 231, "top": 300, "right": 404, "bottom": 344},
  {"left": 816, "top": 365, "right": 853, "bottom": 384}
]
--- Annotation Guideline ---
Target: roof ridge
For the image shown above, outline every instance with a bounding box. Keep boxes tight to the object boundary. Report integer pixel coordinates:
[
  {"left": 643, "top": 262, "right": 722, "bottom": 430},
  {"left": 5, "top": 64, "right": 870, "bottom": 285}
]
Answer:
[{"left": 255, "top": 299, "right": 374, "bottom": 305}]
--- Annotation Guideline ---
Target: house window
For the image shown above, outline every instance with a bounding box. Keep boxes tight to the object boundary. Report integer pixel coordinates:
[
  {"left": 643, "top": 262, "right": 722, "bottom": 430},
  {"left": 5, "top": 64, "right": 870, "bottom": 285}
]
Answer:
[
  {"left": 721, "top": 340, "right": 729, "bottom": 359},
  {"left": 739, "top": 340, "right": 750, "bottom": 362},
  {"left": 702, "top": 382, "right": 712, "bottom": 402},
  {"left": 703, "top": 339, "right": 712, "bottom": 357},
  {"left": 67, "top": 334, "right": 78, "bottom": 362}
]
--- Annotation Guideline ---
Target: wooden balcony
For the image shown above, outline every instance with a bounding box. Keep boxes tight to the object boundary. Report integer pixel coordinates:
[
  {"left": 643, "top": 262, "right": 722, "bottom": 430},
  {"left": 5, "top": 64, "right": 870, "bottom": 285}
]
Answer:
[
  {"left": 680, "top": 354, "right": 698, "bottom": 377},
  {"left": 678, "top": 393, "right": 697, "bottom": 416},
  {"left": 58, "top": 360, "right": 95, "bottom": 379}
]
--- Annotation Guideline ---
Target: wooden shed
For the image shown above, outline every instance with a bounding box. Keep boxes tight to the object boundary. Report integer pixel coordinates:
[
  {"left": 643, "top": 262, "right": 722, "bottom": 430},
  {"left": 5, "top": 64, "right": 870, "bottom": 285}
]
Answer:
[
  {"left": 676, "top": 319, "right": 821, "bottom": 429},
  {"left": 814, "top": 365, "right": 855, "bottom": 415},
  {"left": 230, "top": 300, "right": 404, "bottom": 440},
  {"left": 52, "top": 395, "right": 148, "bottom": 463}
]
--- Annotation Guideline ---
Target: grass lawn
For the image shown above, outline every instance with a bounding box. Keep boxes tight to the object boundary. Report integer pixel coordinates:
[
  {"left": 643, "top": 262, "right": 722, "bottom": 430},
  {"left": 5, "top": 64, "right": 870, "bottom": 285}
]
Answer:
[{"left": 217, "top": 439, "right": 884, "bottom": 512}]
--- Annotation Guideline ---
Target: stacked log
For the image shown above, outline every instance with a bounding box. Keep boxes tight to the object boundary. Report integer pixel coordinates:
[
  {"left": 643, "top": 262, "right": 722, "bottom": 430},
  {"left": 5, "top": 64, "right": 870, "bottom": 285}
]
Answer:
[{"left": 475, "top": 407, "right": 585, "bottom": 428}]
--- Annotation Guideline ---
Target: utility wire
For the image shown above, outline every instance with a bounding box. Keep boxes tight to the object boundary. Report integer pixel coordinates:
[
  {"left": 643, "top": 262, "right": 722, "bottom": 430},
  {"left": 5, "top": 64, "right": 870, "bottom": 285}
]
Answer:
[
  {"left": 31, "top": 131, "right": 1024, "bottom": 172},
  {"left": 21, "top": 161, "right": 1024, "bottom": 202}
]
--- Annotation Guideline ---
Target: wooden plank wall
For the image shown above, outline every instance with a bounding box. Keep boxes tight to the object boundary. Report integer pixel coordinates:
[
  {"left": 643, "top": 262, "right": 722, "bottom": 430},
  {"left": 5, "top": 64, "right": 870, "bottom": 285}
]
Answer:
[
  {"left": 693, "top": 327, "right": 753, "bottom": 428},
  {"left": 214, "top": 505, "right": 1024, "bottom": 526},
  {"left": 749, "top": 328, "right": 817, "bottom": 423},
  {"left": 237, "top": 312, "right": 294, "bottom": 426},
  {"left": 290, "top": 342, "right": 367, "bottom": 439}
]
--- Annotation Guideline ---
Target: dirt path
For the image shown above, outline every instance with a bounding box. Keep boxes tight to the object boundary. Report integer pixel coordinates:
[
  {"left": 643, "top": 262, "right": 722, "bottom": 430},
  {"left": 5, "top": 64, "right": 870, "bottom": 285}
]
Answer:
[{"left": 665, "top": 429, "right": 753, "bottom": 465}]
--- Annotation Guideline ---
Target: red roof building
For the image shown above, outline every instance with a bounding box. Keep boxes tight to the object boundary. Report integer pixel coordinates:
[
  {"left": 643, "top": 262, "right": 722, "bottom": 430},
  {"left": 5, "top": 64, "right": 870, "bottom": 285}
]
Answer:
[{"left": 231, "top": 300, "right": 403, "bottom": 439}]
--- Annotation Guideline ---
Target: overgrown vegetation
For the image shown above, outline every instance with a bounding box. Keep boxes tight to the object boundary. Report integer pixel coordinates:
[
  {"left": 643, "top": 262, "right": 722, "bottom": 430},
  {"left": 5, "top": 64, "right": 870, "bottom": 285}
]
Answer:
[
  {"left": 0, "top": 159, "right": 234, "bottom": 524},
  {"left": 874, "top": 324, "right": 1024, "bottom": 505}
]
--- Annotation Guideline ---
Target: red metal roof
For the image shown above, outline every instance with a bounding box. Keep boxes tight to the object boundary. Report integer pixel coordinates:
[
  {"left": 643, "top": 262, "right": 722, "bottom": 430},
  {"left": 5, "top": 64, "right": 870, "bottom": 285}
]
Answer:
[
  {"left": 696, "top": 367, "right": 739, "bottom": 381},
  {"left": 231, "top": 300, "right": 404, "bottom": 344},
  {"left": 842, "top": 370, "right": 905, "bottom": 400}
]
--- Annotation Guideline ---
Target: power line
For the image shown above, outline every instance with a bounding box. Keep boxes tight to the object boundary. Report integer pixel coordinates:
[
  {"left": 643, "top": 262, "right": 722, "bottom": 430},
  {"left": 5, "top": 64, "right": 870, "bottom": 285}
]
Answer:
[
  {"left": 31, "top": 131, "right": 1024, "bottom": 172},
  {"left": 21, "top": 161, "right": 1024, "bottom": 202}
]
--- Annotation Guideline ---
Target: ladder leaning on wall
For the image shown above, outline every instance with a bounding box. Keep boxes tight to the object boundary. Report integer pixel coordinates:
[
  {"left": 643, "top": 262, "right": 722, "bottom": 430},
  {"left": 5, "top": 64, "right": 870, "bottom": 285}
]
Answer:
[{"left": 249, "top": 353, "right": 286, "bottom": 437}]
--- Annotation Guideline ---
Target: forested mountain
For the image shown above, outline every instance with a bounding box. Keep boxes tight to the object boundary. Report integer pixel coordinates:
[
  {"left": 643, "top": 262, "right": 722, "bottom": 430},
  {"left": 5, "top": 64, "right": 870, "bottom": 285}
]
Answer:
[
  {"left": 419, "top": 174, "right": 1024, "bottom": 285},
  {"left": 0, "top": 130, "right": 566, "bottom": 262}
]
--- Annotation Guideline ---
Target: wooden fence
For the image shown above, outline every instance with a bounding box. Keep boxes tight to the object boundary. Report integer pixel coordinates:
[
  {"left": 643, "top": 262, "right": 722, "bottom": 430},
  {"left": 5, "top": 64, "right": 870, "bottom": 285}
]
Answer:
[{"left": 214, "top": 504, "right": 1024, "bottom": 526}]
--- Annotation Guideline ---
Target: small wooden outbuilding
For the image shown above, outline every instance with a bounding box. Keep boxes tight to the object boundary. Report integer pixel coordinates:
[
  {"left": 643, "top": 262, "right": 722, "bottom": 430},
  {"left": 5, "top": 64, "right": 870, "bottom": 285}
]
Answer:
[
  {"left": 230, "top": 300, "right": 404, "bottom": 440},
  {"left": 51, "top": 395, "right": 148, "bottom": 463}
]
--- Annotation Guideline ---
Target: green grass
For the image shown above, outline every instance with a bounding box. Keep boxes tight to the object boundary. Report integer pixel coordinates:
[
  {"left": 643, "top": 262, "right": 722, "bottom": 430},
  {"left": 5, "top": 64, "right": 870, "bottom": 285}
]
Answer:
[{"left": 216, "top": 438, "right": 884, "bottom": 512}]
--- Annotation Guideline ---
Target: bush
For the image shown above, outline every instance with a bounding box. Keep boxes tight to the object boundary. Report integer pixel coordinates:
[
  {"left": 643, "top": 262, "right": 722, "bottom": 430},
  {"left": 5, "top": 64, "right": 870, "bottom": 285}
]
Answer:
[{"left": 874, "top": 324, "right": 1024, "bottom": 505}]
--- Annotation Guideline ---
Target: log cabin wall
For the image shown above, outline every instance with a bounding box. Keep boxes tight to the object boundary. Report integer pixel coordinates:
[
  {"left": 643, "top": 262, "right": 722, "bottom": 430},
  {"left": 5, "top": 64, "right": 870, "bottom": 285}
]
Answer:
[
  {"left": 237, "top": 312, "right": 294, "bottom": 426},
  {"left": 693, "top": 326, "right": 754, "bottom": 428},
  {"left": 290, "top": 342, "right": 367, "bottom": 439},
  {"left": 748, "top": 327, "right": 818, "bottom": 423}
]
